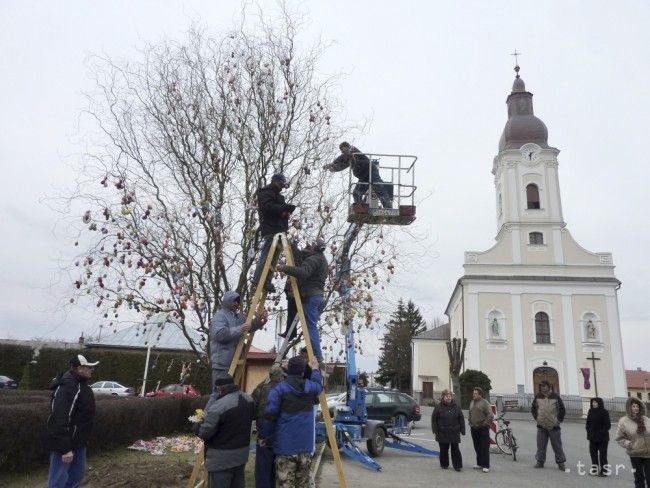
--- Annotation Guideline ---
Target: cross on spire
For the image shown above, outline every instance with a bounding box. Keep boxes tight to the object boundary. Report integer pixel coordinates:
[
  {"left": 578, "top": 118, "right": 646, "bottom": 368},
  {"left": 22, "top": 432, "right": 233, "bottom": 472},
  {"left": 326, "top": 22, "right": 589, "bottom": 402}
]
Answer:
[{"left": 511, "top": 49, "right": 522, "bottom": 77}]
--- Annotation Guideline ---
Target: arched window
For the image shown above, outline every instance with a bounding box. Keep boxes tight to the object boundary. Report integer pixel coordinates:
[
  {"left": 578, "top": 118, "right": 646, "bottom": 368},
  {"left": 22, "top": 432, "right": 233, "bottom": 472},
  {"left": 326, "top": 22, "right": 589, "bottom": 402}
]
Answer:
[
  {"left": 526, "top": 184, "right": 540, "bottom": 209},
  {"left": 535, "top": 312, "right": 551, "bottom": 343},
  {"left": 529, "top": 232, "right": 544, "bottom": 245}
]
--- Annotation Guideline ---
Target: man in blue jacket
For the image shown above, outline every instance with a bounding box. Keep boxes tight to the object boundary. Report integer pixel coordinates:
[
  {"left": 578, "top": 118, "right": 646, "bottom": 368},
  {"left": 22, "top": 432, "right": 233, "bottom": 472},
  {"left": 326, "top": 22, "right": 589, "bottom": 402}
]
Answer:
[
  {"left": 47, "top": 354, "right": 99, "bottom": 488},
  {"left": 259, "top": 356, "right": 322, "bottom": 488},
  {"left": 210, "top": 290, "right": 267, "bottom": 385}
]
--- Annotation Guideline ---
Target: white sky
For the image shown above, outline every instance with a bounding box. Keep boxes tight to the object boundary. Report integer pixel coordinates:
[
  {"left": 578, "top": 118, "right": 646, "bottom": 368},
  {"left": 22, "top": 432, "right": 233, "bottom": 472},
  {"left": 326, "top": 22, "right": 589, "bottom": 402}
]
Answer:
[{"left": 1, "top": 1, "right": 649, "bottom": 373}]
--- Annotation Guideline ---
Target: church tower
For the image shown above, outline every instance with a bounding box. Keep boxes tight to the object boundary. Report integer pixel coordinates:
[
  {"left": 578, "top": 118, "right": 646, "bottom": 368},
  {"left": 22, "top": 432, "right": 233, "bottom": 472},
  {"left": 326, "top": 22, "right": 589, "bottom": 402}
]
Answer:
[{"left": 444, "top": 65, "right": 627, "bottom": 399}]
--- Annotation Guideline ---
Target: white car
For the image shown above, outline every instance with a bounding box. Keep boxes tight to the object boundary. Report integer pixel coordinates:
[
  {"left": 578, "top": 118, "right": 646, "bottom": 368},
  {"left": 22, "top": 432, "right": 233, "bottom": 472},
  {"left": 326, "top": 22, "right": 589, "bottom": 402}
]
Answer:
[{"left": 90, "top": 380, "right": 135, "bottom": 396}]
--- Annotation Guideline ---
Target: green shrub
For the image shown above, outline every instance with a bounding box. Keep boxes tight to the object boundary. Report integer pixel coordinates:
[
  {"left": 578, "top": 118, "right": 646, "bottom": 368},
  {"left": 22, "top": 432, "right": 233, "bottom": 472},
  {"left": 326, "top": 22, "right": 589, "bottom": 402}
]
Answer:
[
  {"left": 0, "top": 344, "right": 32, "bottom": 383},
  {"left": 459, "top": 369, "right": 492, "bottom": 409},
  {"left": 0, "top": 394, "right": 209, "bottom": 473}
]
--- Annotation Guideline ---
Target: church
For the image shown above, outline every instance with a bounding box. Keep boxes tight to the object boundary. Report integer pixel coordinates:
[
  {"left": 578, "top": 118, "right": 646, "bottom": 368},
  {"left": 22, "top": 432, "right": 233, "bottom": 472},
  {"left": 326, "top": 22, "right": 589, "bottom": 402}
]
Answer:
[{"left": 442, "top": 66, "right": 627, "bottom": 399}]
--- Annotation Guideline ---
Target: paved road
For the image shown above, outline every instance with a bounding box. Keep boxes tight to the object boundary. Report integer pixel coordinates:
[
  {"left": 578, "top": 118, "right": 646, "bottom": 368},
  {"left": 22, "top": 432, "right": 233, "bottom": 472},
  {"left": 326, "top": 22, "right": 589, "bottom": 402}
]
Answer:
[{"left": 317, "top": 409, "right": 635, "bottom": 488}]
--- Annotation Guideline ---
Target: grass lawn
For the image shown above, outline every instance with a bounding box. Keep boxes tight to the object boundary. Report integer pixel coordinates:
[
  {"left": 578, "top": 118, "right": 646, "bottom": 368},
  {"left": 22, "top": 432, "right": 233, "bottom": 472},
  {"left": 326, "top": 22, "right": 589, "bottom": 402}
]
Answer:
[{"left": 0, "top": 444, "right": 256, "bottom": 487}]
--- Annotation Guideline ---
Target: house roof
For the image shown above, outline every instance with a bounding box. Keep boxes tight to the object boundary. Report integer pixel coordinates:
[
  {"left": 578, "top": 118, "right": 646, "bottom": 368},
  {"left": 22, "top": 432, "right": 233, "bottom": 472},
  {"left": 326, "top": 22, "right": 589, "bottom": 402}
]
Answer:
[
  {"left": 626, "top": 369, "right": 650, "bottom": 389},
  {"left": 248, "top": 345, "right": 276, "bottom": 360},
  {"left": 85, "top": 314, "right": 203, "bottom": 352},
  {"left": 414, "top": 323, "right": 450, "bottom": 341}
]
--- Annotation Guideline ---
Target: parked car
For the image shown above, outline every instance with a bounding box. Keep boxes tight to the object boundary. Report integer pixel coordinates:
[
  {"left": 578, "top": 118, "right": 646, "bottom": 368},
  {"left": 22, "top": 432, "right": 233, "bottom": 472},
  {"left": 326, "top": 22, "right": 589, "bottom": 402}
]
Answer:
[
  {"left": 364, "top": 389, "right": 421, "bottom": 425},
  {"left": 0, "top": 375, "right": 18, "bottom": 389},
  {"left": 90, "top": 381, "right": 135, "bottom": 396},
  {"left": 145, "top": 384, "right": 201, "bottom": 398}
]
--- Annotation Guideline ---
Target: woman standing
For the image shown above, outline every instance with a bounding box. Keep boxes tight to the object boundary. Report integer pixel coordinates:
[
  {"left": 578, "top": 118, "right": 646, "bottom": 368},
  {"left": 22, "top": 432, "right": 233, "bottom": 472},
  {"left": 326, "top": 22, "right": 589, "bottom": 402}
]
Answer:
[
  {"left": 585, "top": 397, "right": 611, "bottom": 476},
  {"left": 431, "top": 389, "right": 465, "bottom": 471},
  {"left": 615, "top": 397, "right": 650, "bottom": 487}
]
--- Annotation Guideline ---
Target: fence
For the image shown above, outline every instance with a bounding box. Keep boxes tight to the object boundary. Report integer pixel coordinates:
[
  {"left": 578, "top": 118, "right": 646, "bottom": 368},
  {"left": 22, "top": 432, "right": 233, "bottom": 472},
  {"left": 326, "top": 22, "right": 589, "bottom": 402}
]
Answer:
[{"left": 493, "top": 393, "right": 629, "bottom": 419}]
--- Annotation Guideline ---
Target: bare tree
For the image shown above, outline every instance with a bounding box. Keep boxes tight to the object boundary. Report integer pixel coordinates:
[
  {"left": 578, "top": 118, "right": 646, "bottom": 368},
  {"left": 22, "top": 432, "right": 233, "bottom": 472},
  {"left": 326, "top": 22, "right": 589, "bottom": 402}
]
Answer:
[
  {"left": 447, "top": 337, "right": 467, "bottom": 402},
  {"left": 61, "top": 9, "right": 400, "bottom": 357}
]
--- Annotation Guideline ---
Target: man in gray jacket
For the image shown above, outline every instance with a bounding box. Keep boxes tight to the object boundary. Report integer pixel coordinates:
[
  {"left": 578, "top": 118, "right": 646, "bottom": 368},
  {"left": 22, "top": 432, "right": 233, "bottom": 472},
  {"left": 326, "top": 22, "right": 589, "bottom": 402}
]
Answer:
[
  {"left": 210, "top": 290, "right": 267, "bottom": 384},
  {"left": 276, "top": 238, "right": 328, "bottom": 363},
  {"left": 196, "top": 374, "right": 255, "bottom": 488},
  {"left": 468, "top": 387, "right": 494, "bottom": 473}
]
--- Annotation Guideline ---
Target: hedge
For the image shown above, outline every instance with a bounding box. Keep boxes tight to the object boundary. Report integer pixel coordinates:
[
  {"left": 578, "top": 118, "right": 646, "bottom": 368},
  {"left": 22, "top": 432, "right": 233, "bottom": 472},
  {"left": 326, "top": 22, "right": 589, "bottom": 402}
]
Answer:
[
  {"left": 0, "top": 344, "right": 32, "bottom": 384},
  {"left": 11, "top": 347, "right": 212, "bottom": 394},
  {"left": 0, "top": 394, "right": 209, "bottom": 473}
]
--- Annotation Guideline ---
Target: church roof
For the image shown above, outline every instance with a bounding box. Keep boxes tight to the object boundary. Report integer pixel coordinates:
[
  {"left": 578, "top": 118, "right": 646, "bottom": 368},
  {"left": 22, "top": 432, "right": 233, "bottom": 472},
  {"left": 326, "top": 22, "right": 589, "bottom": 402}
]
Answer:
[
  {"left": 626, "top": 368, "right": 650, "bottom": 389},
  {"left": 498, "top": 65, "right": 549, "bottom": 152},
  {"left": 415, "top": 323, "right": 450, "bottom": 341}
]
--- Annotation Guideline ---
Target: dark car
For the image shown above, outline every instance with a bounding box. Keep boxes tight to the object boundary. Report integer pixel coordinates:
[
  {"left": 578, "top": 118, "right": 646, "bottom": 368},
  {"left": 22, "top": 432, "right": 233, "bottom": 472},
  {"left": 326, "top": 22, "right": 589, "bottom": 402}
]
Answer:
[
  {"left": 364, "top": 389, "right": 421, "bottom": 425},
  {"left": 0, "top": 375, "right": 18, "bottom": 389},
  {"left": 145, "top": 384, "right": 201, "bottom": 398}
]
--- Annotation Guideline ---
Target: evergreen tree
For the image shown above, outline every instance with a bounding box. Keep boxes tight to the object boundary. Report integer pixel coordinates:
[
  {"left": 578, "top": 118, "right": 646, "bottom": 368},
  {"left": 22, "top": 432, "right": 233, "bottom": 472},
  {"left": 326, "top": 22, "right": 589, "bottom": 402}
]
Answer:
[{"left": 376, "top": 299, "right": 427, "bottom": 393}]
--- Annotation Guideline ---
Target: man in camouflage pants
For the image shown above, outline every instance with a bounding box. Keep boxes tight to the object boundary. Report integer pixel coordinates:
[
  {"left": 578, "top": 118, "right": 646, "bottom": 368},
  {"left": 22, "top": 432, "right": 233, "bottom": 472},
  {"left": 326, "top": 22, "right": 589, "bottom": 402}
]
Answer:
[{"left": 260, "top": 356, "right": 322, "bottom": 488}]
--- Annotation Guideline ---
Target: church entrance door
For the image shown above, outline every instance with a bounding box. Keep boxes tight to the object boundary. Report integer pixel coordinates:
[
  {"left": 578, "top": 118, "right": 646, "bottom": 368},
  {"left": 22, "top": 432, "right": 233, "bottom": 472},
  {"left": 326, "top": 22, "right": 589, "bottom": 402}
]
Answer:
[{"left": 533, "top": 366, "right": 560, "bottom": 394}]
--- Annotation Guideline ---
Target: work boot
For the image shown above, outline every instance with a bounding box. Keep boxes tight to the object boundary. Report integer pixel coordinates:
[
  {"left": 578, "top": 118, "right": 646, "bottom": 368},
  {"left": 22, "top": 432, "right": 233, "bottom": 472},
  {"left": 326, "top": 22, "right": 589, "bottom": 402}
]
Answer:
[
  {"left": 534, "top": 462, "right": 544, "bottom": 468},
  {"left": 558, "top": 463, "right": 566, "bottom": 472}
]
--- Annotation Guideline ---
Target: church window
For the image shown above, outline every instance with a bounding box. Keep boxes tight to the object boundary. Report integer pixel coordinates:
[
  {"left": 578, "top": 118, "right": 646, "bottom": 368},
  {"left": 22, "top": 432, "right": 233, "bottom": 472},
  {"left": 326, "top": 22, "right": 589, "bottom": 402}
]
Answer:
[
  {"left": 526, "top": 184, "right": 540, "bottom": 209},
  {"left": 529, "top": 232, "right": 544, "bottom": 245},
  {"left": 535, "top": 312, "right": 551, "bottom": 343}
]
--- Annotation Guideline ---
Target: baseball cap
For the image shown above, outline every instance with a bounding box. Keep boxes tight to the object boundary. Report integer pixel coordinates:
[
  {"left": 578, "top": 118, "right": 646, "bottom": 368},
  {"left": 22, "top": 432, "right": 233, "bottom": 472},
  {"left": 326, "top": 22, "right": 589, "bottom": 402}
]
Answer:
[{"left": 70, "top": 354, "right": 99, "bottom": 367}]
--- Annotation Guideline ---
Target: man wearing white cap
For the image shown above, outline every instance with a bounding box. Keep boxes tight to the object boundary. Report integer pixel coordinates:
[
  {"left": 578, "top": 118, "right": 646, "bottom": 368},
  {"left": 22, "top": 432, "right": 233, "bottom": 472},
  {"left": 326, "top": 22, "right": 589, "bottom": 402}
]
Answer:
[{"left": 47, "top": 354, "right": 99, "bottom": 488}]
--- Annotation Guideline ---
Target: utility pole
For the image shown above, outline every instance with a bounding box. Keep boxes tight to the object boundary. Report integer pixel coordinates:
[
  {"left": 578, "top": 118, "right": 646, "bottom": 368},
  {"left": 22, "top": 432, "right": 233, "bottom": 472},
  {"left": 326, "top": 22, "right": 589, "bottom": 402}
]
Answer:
[{"left": 587, "top": 352, "right": 601, "bottom": 397}]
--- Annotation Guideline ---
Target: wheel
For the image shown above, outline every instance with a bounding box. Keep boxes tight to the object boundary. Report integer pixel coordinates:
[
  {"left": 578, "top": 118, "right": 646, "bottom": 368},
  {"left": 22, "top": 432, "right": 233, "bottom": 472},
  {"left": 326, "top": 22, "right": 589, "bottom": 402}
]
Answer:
[
  {"left": 495, "top": 430, "right": 513, "bottom": 456},
  {"left": 367, "top": 428, "right": 385, "bottom": 457}
]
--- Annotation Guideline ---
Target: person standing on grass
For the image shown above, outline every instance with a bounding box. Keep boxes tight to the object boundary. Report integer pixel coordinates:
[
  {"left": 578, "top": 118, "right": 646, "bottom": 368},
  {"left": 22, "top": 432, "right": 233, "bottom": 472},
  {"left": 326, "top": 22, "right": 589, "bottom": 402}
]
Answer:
[
  {"left": 47, "top": 354, "right": 99, "bottom": 488},
  {"left": 195, "top": 374, "right": 255, "bottom": 488},
  {"left": 259, "top": 356, "right": 322, "bottom": 488},
  {"left": 431, "top": 389, "right": 465, "bottom": 471},
  {"left": 531, "top": 380, "right": 567, "bottom": 471},
  {"left": 586, "top": 397, "right": 611, "bottom": 477},
  {"left": 615, "top": 397, "right": 650, "bottom": 487},
  {"left": 468, "top": 387, "right": 493, "bottom": 473}
]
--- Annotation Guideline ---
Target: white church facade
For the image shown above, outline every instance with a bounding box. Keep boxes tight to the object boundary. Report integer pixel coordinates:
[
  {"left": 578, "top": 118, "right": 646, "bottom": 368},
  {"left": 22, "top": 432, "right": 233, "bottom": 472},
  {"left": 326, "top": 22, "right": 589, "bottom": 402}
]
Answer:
[{"left": 444, "top": 66, "right": 626, "bottom": 399}]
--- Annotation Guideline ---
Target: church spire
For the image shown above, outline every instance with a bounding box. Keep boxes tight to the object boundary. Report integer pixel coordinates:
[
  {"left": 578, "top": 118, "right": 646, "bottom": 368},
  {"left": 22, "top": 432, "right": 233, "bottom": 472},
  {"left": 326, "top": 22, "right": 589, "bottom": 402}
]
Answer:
[{"left": 498, "top": 62, "right": 549, "bottom": 152}]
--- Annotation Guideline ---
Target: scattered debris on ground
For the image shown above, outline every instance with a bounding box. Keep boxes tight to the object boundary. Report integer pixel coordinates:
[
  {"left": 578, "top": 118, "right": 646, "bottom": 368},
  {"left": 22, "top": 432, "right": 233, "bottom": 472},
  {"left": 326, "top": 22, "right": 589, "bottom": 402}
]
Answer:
[{"left": 127, "top": 435, "right": 202, "bottom": 455}]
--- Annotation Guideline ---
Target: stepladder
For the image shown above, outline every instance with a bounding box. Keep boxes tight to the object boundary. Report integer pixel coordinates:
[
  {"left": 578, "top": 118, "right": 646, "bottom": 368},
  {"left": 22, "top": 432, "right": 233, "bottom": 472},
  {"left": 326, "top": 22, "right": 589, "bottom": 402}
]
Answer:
[{"left": 187, "top": 232, "right": 348, "bottom": 488}]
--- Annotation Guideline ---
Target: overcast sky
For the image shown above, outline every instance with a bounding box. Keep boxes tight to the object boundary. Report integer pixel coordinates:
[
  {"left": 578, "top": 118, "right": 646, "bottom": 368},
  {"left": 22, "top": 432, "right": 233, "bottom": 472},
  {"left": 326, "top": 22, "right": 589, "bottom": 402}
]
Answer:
[{"left": 1, "top": 1, "right": 649, "bottom": 373}]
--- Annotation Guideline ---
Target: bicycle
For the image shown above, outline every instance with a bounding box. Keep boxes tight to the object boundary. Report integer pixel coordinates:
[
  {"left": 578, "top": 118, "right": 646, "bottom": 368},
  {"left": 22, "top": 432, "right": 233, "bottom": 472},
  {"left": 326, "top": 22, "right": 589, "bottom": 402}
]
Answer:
[{"left": 494, "top": 413, "right": 518, "bottom": 461}]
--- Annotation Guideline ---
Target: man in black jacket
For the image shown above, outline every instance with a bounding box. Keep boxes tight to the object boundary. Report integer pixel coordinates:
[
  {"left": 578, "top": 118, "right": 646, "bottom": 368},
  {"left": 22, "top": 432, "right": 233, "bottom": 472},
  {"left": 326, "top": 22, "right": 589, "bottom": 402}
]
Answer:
[
  {"left": 324, "top": 142, "right": 393, "bottom": 208},
  {"left": 47, "top": 354, "right": 99, "bottom": 488},
  {"left": 252, "top": 173, "right": 296, "bottom": 293},
  {"left": 196, "top": 374, "right": 255, "bottom": 487},
  {"left": 277, "top": 238, "right": 328, "bottom": 363}
]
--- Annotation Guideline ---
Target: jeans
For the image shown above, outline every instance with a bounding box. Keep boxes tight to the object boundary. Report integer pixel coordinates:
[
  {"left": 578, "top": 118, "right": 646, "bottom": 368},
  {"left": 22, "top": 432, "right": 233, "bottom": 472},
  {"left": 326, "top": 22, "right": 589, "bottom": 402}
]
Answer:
[
  {"left": 303, "top": 295, "right": 324, "bottom": 360},
  {"left": 47, "top": 447, "right": 86, "bottom": 488},
  {"left": 208, "top": 464, "right": 245, "bottom": 488},
  {"left": 438, "top": 442, "right": 462, "bottom": 469},
  {"left": 352, "top": 164, "right": 393, "bottom": 208},
  {"left": 255, "top": 444, "right": 276, "bottom": 488},
  {"left": 535, "top": 426, "right": 566, "bottom": 465},
  {"left": 631, "top": 457, "right": 650, "bottom": 488},
  {"left": 589, "top": 439, "right": 608, "bottom": 475},
  {"left": 470, "top": 426, "right": 490, "bottom": 468}
]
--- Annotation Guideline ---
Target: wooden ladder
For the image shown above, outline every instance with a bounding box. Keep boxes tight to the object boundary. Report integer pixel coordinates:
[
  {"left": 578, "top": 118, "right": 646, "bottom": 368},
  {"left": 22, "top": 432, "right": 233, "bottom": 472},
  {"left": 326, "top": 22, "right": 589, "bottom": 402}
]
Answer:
[{"left": 187, "top": 233, "right": 348, "bottom": 488}]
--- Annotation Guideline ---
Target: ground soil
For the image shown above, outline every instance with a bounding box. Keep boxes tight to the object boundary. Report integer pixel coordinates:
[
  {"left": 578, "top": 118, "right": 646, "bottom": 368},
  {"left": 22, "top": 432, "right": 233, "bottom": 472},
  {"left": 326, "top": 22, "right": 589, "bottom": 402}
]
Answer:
[{"left": 82, "top": 458, "right": 194, "bottom": 487}]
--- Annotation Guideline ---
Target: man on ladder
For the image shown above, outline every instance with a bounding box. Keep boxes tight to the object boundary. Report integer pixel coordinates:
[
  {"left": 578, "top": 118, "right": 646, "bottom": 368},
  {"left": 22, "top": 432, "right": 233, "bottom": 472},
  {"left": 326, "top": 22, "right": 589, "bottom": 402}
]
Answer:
[{"left": 276, "top": 237, "right": 328, "bottom": 366}]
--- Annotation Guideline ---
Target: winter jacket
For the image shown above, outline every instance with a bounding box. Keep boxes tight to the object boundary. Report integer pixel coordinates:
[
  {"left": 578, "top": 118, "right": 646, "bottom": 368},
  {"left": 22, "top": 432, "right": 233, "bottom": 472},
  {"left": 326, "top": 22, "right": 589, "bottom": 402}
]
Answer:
[
  {"left": 586, "top": 397, "right": 611, "bottom": 442},
  {"left": 431, "top": 400, "right": 466, "bottom": 444},
  {"left": 468, "top": 398, "right": 494, "bottom": 428},
  {"left": 210, "top": 291, "right": 263, "bottom": 373},
  {"left": 197, "top": 385, "right": 255, "bottom": 471},
  {"left": 329, "top": 146, "right": 372, "bottom": 181},
  {"left": 531, "top": 392, "right": 565, "bottom": 430},
  {"left": 251, "top": 377, "right": 281, "bottom": 428},
  {"left": 281, "top": 250, "right": 328, "bottom": 298},
  {"left": 615, "top": 398, "right": 650, "bottom": 458},
  {"left": 47, "top": 371, "right": 96, "bottom": 454},
  {"left": 257, "top": 184, "right": 292, "bottom": 237},
  {"left": 259, "top": 369, "right": 323, "bottom": 455}
]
